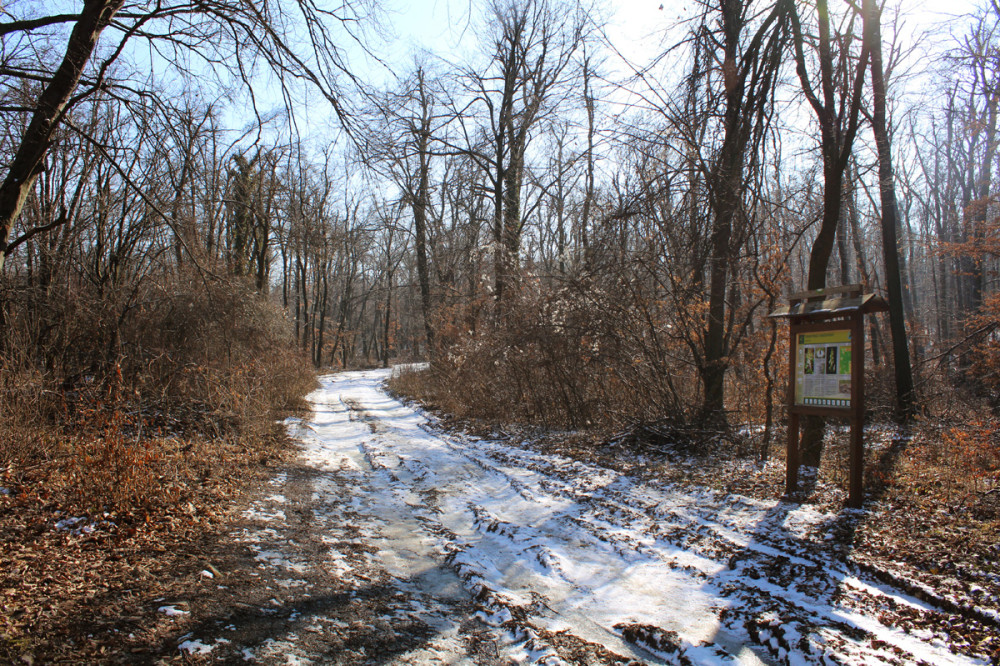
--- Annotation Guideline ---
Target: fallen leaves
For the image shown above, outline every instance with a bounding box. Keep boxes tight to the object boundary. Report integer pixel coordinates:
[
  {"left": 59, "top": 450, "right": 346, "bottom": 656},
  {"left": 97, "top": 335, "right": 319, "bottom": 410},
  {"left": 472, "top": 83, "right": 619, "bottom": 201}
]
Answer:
[{"left": 0, "top": 426, "right": 292, "bottom": 662}]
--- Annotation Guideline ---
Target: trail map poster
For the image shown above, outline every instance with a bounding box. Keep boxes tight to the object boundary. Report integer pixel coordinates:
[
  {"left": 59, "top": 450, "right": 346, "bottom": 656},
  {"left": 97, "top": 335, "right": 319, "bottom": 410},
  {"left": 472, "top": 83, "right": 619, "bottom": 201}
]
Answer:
[{"left": 794, "top": 330, "right": 852, "bottom": 408}]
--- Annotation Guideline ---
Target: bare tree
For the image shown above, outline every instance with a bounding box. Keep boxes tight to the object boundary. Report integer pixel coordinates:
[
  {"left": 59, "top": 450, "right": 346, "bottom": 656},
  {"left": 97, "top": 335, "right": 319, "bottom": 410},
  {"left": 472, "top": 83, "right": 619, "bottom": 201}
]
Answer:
[
  {"left": 452, "top": 0, "right": 583, "bottom": 304},
  {"left": 366, "top": 63, "right": 446, "bottom": 353},
  {"left": 0, "top": 0, "right": 374, "bottom": 280},
  {"left": 786, "top": 0, "right": 872, "bottom": 466},
  {"left": 863, "top": 0, "right": 915, "bottom": 419},
  {"left": 694, "top": 0, "right": 791, "bottom": 424},
  {"left": 0, "top": 0, "right": 125, "bottom": 275}
]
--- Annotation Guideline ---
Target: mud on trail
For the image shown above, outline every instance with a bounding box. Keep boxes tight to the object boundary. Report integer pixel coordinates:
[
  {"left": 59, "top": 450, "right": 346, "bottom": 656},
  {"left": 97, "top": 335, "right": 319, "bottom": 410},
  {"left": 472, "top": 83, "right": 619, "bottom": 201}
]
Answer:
[{"left": 159, "top": 369, "right": 994, "bottom": 664}]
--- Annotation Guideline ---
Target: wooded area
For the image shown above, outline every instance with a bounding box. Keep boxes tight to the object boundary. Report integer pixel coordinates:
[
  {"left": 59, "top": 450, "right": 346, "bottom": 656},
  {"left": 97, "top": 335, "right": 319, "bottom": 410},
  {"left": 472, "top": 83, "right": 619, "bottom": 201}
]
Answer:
[
  {"left": 2, "top": 1, "right": 1000, "bottom": 661},
  {"left": 1, "top": 0, "right": 998, "bottom": 493}
]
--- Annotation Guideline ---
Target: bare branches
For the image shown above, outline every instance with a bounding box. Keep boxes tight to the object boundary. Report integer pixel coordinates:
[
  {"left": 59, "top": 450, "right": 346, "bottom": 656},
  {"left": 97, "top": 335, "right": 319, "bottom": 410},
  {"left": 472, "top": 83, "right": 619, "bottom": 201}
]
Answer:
[
  {"left": 0, "top": 0, "right": 126, "bottom": 274},
  {"left": 0, "top": 14, "right": 82, "bottom": 38}
]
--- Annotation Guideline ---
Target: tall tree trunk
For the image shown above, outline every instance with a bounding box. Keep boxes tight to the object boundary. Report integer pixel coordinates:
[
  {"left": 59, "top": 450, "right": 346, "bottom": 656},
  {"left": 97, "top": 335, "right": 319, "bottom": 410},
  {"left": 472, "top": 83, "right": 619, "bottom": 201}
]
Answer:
[
  {"left": 702, "top": 153, "right": 738, "bottom": 424},
  {"left": 492, "top": 151, "right": 507, "bottom": 304},
  {"left": 581, "top": 50, "right": 596, "bottom": 260},
  {"left": 864, "top": 0, "right": 915, "bottom": 419},
  {"left": 700, "top": 9, "right": 746, "bottom": 426},
  {"left": 382, "top": 279, "right": 393, "bottom": 368},
  {"left": 297, "top": 255, "right": 310, "bottom": 352},
  {"left": 790, "top": 0, "right": 870, "bottom": 467},
  {"left": 413, "top": 77, "right": 435, "bottom": 353},
  {"left": 501, "top": 135, "right": 525, "bottom": 300},
  {"left": 315, "top": 262, "right": 329, "bottom": 368},
  {"left": 699, "top": 0, "right": 790, "bottom": 426},
  {"left": 846, "top": 165, "right": 885, "bottom": 366},
  {"left": 837, "top": 186, "right": 852, "bottom": 284}
]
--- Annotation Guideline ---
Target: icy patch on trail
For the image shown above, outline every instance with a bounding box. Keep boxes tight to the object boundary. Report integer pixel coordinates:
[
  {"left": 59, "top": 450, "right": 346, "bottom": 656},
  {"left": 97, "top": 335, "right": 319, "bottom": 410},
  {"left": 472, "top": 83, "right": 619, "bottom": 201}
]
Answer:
[{"left": 243, "top": 506, "right": 286, "bottom": 522}]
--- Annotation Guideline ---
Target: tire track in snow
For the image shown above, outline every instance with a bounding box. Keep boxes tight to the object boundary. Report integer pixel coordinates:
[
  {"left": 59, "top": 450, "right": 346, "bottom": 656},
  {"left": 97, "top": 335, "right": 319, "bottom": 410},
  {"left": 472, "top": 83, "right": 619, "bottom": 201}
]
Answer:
[
  {"left": 336, "top": 374, "right": 761, "bottom": 663},
  {"left": 344, "top": 389, "right": 656, "bottom": 664}
]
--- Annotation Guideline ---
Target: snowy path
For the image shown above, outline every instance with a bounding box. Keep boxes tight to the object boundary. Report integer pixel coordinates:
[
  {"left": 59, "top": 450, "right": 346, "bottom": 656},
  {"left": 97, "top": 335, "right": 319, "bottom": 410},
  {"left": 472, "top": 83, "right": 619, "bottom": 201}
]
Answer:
[{"left": 213, "top": 369, "right": 984, "bottom": 664}]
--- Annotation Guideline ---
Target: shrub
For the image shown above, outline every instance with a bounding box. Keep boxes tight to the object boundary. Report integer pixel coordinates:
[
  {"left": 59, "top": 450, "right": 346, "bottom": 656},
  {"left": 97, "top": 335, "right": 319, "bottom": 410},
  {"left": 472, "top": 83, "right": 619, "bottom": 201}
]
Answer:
[
  {"left": 0, "top": 265, "right": 315, "bottom": 516},
  {"left": 130, "top": 270, "right": 316, "bottom": 437},
  {"left": 410, "top": 277, "right": 703, "bottom": 432}
]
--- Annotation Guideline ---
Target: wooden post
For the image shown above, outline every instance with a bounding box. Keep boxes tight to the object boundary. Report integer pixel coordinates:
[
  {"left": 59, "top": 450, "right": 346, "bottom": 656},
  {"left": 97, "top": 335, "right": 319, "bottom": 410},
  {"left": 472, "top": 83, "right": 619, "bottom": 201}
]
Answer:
[
  {"left": 786, "top": 323, "right": 799, "bottom": 497},
  {"left": 786, "top": 412, "right": 800, "bottom": 496},
  {"left": 848, "top": 313, "right": 866, "bottom": 508}
]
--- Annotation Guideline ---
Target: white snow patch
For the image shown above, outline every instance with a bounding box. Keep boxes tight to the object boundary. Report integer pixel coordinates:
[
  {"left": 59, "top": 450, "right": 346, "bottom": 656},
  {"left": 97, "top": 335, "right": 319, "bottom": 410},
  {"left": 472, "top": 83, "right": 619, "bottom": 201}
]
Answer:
[
  {"left": 244, "top": 506, "right": 286, "bottom": 522},
  {"left": 178, "top": 639, "right": 214, "bottom": 655},
  {"left": 55, "top": 516, "right": 86, "bottom": 530},
  {"left": 158, "top": 605, "right": 189, "bottom": 617}
]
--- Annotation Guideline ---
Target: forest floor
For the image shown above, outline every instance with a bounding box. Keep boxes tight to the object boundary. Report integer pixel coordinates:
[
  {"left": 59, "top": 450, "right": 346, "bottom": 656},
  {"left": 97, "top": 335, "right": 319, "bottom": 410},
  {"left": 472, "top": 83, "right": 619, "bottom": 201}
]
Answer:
[{"left": 2, "top": 368, "right": 999, "bottom": 664}]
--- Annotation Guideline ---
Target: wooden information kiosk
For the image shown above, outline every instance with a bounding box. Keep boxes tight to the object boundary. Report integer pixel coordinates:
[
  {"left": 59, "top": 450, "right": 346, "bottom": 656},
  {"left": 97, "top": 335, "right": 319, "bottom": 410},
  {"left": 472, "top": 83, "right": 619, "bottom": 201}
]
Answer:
[{"left": 769, "top": 285, "right": 888, "bottom": 508}]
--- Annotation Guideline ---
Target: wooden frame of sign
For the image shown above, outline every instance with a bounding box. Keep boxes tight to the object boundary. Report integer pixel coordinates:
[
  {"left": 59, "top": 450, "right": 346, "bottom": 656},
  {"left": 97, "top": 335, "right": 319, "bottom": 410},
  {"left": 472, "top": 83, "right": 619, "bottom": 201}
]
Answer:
[{"left": 768, "top": 284, "right": 888, "bottom": 508}]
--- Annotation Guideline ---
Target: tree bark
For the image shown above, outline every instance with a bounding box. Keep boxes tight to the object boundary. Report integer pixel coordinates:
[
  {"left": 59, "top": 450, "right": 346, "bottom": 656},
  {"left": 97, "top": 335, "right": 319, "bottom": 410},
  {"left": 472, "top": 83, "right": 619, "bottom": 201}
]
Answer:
[
  {"left": 581, "top": 49, "right": 596, "bottom": 260},
  {"left": 864, "top": 0, "right": 915, "bottom": 419},
  {"left": 698, "top": 0, "right": 790, "bottom": 425}
]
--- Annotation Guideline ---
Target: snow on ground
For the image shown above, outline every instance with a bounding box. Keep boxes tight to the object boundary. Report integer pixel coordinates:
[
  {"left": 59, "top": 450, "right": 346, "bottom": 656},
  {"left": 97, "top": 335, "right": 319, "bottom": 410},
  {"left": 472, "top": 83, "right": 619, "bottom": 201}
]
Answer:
[{"left": 215, "top": 369, "right": 986, "bottom": 664}]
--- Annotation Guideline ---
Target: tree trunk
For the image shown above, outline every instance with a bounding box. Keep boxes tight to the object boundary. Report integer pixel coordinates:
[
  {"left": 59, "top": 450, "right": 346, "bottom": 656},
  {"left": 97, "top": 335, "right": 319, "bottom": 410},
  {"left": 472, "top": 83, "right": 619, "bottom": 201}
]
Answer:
[
  {"left": 315, "top": 262, "right": 329, "bottom": 368},
  {"left": 790, "top": 0, "right": 870, "bottom": 467},
  {"left": 698, "top": 0, "right": 790, "bottom": 426},
  {"left": 382, "top": 281, "right": 393, "bottom": 368},
  {"left": 865, "top": 0, "right": 915, "bottom": 420},
  {"left": 492, "top": 151, "right": 507, "bottom": 304},
  {"left": 413, "top": 126, "right": 434, "bottom": 353},
  {"left": 699, "top": 18, "right": 745, "bottom": 426},
  {"left": 581, "top": 50, "right": 596, "bottom": 260}
]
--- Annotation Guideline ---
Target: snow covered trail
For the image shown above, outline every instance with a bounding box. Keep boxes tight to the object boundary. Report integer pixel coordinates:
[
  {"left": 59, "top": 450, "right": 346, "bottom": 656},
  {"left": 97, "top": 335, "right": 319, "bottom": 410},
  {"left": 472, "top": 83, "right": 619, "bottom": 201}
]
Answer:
[{"left": 230, "top": 369, "right": 985, "bottom": 664}]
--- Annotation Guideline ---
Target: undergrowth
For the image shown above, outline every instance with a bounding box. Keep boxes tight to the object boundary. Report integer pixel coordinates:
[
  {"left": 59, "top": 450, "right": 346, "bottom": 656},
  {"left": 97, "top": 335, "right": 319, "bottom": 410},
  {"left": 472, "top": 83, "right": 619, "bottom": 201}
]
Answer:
[{"left": 0, "top": 269, "right": 315, "bottom": 522}]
